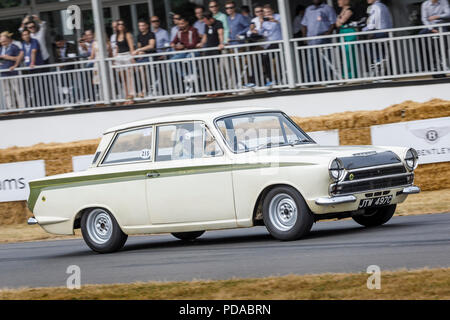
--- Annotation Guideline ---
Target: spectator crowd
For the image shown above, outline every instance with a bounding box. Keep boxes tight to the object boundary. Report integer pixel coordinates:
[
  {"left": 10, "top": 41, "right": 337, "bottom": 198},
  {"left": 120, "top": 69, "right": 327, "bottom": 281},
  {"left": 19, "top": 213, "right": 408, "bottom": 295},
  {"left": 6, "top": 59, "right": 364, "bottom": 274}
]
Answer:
[{"left": 0, "top": 0, "right": 449, "bottom": 109}]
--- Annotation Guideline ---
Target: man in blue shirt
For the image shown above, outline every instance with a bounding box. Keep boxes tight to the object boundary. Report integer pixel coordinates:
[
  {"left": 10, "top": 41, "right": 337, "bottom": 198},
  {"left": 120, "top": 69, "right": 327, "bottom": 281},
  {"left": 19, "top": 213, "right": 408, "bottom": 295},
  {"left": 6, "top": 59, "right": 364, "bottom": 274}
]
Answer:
[
  {"left": 258, "top": 4, "right": 283, "bottom": 86},
  {"left": 21, "top": 29, "right": 43, "bottom": 70},
  {"left": 193, "top": 6, "right": 206, "bottom": 36},
  {"left": 225, "top": 0, "right": 250, "bottom": 44},
  {"left": 301, "top": 0, "right": 336, "bottom": 45},
  {"left": 0, "top": 31, "right": 23, "bottom": 109},
  {"left": 420, "top": 0, "right": 450, "bottom": 33},
  {"left": 151, "top": 16, "right": 170, "bottom": 53}
]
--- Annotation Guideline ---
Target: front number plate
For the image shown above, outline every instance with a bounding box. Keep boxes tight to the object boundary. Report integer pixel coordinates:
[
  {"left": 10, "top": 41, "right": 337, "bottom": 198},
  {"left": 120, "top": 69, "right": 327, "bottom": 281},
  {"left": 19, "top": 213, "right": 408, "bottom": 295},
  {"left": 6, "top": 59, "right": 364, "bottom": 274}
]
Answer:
[{"left": 358, "top": 195, "right": 393, "bottom": 209}]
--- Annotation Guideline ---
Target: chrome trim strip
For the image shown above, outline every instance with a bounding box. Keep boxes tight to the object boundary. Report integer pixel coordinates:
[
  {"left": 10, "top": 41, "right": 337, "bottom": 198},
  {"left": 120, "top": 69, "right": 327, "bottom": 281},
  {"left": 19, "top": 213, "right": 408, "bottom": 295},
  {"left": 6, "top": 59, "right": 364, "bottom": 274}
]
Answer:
[
  {"left": 315, "top": 195, "right": 357, "bottom": 206},
  {"left": 346, "top": 163, "right": 406, "bottom": 173},
  {"left": 27, "top": 217, "right": 38, "bottom": 225},
  {"left": 402, "top": 185, "right": 421, "bottom": 194},
  {"left": 334, "top": 172, "right": 413, "bottom": 186}
]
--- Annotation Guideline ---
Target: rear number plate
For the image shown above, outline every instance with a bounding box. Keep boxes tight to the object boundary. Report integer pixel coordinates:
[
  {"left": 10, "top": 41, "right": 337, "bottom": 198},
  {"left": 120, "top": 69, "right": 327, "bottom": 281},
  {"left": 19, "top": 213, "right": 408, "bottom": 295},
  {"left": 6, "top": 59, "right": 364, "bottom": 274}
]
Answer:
[{"left": 358, "top": 195, "right": 393, "bottom": 209}]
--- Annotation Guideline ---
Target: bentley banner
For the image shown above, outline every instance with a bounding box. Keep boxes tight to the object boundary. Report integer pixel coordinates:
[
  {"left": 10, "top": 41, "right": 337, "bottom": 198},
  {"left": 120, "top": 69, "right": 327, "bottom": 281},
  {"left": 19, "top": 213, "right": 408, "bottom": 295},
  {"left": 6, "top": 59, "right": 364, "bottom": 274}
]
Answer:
[
  {"left": 371, "top": 117, "right": 450, "bottom": 164},
  {"left": 0, "top": 160, "right": 46, "bottom": 202}
]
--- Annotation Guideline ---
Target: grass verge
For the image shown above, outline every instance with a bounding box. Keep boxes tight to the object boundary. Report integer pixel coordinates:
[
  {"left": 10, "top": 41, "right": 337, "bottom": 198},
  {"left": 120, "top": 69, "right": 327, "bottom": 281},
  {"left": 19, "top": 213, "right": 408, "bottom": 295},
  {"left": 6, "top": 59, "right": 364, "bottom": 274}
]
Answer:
[{"left": 1, "top": 268, "right": 449, "bottom": 300}]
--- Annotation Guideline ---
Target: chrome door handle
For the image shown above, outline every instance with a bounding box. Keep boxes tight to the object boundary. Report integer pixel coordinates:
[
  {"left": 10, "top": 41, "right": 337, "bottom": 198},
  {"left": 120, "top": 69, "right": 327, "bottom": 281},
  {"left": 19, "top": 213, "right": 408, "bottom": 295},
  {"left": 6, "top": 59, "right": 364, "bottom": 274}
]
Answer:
[{"left": 146, "top": 172, "right": 160, "bottom": 178}]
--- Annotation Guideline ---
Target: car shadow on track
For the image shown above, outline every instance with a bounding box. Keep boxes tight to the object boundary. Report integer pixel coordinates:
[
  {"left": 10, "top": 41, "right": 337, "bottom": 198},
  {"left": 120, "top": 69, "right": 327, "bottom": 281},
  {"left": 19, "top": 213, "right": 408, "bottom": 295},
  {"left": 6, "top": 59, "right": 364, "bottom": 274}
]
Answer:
[{"left": 52, "top": 219, "right": 417, "bottom": 257}]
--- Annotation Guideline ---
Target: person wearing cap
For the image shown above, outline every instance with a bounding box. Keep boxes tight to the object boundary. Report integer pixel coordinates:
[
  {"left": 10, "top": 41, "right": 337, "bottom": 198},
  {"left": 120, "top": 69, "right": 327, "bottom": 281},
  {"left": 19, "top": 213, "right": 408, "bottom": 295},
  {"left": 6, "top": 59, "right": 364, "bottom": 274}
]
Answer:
[{"left": 0, "top": 31, "right": 24, "bottom": 109}]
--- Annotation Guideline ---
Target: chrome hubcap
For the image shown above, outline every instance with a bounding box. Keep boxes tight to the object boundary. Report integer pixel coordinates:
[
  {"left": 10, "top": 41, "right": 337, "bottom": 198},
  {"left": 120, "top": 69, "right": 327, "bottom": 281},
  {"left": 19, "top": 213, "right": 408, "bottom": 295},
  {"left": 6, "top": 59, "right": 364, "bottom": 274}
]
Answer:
[
  {"left": 269, "top": 193, "right": 298, "bottom": 231},
  {"left": 86, "top": 209, "right": 113, "bottom": 244}
]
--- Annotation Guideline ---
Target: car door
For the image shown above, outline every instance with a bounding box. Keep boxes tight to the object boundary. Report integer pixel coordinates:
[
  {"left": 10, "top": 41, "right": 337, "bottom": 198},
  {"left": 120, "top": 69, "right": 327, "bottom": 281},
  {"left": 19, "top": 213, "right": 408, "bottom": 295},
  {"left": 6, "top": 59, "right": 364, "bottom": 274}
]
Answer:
[{"left": 146, "top": 121, "right": 236, "bottom": 225}]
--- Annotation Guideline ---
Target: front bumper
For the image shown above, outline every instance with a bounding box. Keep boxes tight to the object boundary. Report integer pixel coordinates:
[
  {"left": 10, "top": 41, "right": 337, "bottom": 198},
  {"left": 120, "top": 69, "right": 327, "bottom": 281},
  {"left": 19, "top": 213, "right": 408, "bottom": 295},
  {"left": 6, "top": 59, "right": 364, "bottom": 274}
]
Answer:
[{"left": 315, "top": 185, "right": 420, "bottom": 206}]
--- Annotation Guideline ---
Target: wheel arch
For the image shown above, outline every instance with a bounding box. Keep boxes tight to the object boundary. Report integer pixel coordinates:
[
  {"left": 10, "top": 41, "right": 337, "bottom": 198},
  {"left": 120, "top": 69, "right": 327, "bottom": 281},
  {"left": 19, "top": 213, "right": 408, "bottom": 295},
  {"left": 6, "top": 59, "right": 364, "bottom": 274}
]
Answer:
[
  {"left": 73, "top": 205, "right": 119, "bottom": 230},
  {"left": 252, "top": 183, "right": 304, "bottom": 225}
]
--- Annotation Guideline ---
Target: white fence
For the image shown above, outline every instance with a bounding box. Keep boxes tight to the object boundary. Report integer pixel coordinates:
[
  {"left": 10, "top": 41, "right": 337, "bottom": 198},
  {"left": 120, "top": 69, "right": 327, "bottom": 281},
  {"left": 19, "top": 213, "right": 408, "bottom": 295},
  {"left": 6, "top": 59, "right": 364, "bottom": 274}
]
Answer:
[{"left": 0, "top": 23, "right": 449, "bottom": 113}]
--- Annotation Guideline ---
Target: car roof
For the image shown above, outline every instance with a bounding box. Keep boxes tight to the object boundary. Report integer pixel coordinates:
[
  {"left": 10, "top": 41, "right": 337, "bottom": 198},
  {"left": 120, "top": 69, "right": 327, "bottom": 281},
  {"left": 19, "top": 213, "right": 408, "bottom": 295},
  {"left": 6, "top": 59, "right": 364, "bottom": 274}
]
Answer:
[{"left": 103, "top": 106, "right": 282, "bottom": 134}]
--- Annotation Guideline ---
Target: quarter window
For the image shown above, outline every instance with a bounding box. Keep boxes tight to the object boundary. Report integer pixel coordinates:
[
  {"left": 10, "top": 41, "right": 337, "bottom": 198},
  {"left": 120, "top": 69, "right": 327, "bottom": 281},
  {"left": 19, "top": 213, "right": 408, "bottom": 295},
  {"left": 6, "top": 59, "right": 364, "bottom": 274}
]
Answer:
[
  {"left": 102, "top": 127, "right": 153, "bottom": 164},
  {"left": 156, "top": 122, "right": 223, "bottom": 161}
]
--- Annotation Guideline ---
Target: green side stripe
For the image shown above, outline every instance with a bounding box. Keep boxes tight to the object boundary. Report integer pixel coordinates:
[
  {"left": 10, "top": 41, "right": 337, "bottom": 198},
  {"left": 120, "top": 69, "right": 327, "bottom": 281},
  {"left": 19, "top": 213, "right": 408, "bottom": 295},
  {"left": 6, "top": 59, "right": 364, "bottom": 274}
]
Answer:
[{"left": 27, "top": 162, "right": 311, "bottom": 212}]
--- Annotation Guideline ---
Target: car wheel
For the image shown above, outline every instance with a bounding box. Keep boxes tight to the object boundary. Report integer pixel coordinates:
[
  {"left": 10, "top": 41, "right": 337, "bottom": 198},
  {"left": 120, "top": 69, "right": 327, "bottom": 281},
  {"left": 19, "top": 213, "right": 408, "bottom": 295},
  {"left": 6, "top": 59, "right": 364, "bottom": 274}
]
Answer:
[
  {"left": 262, "top": 186, "right": 314, "bottom": 241},
  {"left": 171, "top": 231, "right": 205, "bottom": 241},
  {"left": 81, "top": 208, "right": 128, "bottom": 253},
  {"left": 352, "top": 204, "right": 396, "bottom": 227}
]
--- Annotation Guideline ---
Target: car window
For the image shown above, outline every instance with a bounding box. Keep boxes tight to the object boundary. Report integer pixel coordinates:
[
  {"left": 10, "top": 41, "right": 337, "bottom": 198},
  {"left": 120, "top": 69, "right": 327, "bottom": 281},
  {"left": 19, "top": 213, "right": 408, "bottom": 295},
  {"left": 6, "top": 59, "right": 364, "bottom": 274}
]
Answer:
[
  {"left": 216, "top": 112, "right": 312, "bottom": 153},
  {"left": 102, "top": 127, "right": 153, "bottom": 164},
  {"left": 156, "top": 122, "right": 223, "bottom": 161}
]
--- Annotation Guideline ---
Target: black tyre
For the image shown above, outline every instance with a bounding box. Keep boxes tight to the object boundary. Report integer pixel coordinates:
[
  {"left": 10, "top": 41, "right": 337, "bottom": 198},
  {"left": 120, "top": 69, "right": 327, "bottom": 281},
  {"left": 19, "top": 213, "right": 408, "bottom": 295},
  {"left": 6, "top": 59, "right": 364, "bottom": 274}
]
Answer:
[
  {"left": 352, "top": 204, "right": 396, "bottom": 227},
  {"left": 81, "top": 208, "right": 128, "bottom": 253},
  {"left": 262, "top": 186, "right": 314, "bottom": 241},
  {"left": 171, "top": 231, "right": 205, "bottom": 241}
]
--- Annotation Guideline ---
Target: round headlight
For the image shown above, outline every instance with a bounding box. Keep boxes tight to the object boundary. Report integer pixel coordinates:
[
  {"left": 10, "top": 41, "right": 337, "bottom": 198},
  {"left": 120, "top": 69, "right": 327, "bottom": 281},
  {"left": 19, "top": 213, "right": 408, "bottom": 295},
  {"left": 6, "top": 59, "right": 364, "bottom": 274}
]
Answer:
[
  {"left": 405, "top": 148, "right": 419, "bottom": 170},
  {"left": 329, "top": 158, "right": 345, "bottom": 181}
]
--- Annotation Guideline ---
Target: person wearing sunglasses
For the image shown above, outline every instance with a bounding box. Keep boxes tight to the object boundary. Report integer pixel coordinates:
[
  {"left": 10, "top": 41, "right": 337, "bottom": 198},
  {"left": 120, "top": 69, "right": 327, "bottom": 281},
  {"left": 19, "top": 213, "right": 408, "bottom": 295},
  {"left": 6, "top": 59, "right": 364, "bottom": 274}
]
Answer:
[
  {"left": 208, "top": 0, "right": 229, "bottom": 43},
  {"left": 21, "top": 15, "right": 49, "bottom": 65},
  {"left": 150, "top": 16, "right": 170, "bottom": 53},
  {"left": 247, "top": 5, "right": 264, "bottom": 37},
  {"left": 170, "top": 13, "right": 181, "bottom": 42},
  {"left": 225, "top": 0, "right": 250, "bottom": 44}
]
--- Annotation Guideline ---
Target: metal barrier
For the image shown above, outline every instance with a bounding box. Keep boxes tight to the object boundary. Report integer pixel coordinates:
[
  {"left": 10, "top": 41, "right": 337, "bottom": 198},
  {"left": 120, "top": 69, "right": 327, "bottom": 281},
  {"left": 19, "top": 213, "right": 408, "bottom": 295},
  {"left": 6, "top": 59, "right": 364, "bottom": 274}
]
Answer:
[
  {"left": 0, "top": 59, "right": 105, "bottom": 112},
  {"left": 1, "top": 23, "right": 449, "bottom": 113},
  {"left": 291, "top": 23, "right": 450, "bottom": 86},
  {"left": 106, "top": 40, "right": 287, "bottom": 103}
]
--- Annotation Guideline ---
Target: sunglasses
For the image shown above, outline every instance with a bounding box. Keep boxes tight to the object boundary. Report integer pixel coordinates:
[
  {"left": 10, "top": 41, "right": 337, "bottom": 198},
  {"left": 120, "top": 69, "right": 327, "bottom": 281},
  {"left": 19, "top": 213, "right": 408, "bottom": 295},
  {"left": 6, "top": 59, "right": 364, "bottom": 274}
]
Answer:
[
  {"left": 209, "top": 5, "right": 218, "bottom": 8},
  {"left": 255, "top": 10, "right": 263, "bottom": 13},
  {"left": 27, "top": 25, "right": 36, "bottom": 29},
  {"left": 151, "top": 20, "right": 159, "bottom": 23},
  {"left": 225, "top": 6, "right": 235, "bottom": 9}
]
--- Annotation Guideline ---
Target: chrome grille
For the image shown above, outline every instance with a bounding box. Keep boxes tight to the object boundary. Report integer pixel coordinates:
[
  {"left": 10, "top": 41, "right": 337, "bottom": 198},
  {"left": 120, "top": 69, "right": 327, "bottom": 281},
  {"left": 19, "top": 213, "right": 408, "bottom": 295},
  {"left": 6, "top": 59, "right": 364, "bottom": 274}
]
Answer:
[{"left": 330, "top": 164, "right": 413, "bottom": 196}]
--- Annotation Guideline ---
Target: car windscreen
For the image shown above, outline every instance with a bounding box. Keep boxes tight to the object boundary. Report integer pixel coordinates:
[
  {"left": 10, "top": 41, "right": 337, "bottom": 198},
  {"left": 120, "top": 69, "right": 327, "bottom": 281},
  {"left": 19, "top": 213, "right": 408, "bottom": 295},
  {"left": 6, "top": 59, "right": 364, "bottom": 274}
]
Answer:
[{"left": 215, "top": 112, "right": 314, "bottom": 153}]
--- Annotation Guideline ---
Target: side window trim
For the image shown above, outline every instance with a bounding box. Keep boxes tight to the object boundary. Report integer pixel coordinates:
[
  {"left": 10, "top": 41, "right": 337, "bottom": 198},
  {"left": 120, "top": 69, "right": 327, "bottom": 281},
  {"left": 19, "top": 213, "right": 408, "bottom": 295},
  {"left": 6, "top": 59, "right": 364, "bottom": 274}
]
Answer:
[{"left": 99, "top": 126, "right": 154, "bottom": 166}]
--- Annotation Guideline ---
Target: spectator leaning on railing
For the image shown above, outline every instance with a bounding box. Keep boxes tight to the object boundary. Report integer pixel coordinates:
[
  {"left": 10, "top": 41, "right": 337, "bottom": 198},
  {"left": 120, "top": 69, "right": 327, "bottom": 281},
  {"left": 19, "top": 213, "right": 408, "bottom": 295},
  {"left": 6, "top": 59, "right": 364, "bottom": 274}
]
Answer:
[
  {"left": 420, "top": 0, "right": 450, "bottom": 34},
  {"left": 21, "top": 15, "right": 49, "bottom": 65},
  {"left": 53, "top": 35, "right": 78, "bottom": 67},
  {"left": 0, "top": 31, "right": 24, "bottom": 109},
  {"left": 259, "top": 4, "right": 282, "bottom": 86},
  {"left": 170, "top": 13, "right": 181, "bottom": 42},
  {"left": 194, "top": 6, "right": 206, "bottom": 37},
  {"left": 301, "top": 0, "right": 337, "bottom": 45},
  {"left": 196, "top": 11, "right": 224, "bottom": 93},
  {"left": 19, "top": 29, "right": 44, "bottom": 71},
  {"left": 208, "top": 0, "right": 230, "bottom": 44},
  {"left": 225, "top": 0, "right": 250, "bottom": 44},
  {"left": 151, "top": 15, "right": 170, "bottom": 54},
  {"left": 170, "top": 16, "right": 200, "bottom": 58}
]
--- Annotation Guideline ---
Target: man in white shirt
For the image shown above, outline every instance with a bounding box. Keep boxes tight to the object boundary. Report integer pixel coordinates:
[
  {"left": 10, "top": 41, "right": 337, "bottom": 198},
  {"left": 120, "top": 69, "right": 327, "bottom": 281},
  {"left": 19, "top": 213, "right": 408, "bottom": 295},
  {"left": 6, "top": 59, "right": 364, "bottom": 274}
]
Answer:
[{"left": 420, "top": 0, "right": 450, "bottom": 33}]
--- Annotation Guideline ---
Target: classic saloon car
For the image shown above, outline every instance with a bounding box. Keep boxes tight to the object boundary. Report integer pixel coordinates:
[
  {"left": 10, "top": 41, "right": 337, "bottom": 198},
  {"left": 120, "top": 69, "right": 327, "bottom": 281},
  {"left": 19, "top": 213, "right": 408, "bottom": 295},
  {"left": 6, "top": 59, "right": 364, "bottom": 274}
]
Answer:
[{"left": 27, "top": 108, "right": 420, "bottom": 253}]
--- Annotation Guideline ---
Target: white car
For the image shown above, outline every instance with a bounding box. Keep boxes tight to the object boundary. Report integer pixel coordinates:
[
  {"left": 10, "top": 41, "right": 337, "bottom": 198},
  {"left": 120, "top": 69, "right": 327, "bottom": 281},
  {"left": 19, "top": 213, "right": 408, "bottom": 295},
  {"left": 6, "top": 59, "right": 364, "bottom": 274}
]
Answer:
[{"left": 27, "top": 108, "right": 420, "bottom": 253}]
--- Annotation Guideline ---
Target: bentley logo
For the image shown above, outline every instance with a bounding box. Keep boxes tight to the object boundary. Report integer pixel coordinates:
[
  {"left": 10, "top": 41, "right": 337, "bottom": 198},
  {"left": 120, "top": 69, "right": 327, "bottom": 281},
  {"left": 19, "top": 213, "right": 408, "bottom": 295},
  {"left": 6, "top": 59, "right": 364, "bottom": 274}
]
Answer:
[{"left": 410, "top": 126, "right": 450, "bottom": 144}]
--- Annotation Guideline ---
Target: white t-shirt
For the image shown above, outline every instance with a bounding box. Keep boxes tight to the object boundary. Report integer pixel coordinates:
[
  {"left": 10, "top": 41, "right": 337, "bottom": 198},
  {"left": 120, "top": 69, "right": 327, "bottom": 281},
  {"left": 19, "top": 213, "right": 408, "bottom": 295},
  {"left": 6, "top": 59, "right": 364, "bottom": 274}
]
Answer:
[{"left": 31, "top": 21, "right": 49, "bottom": 61}]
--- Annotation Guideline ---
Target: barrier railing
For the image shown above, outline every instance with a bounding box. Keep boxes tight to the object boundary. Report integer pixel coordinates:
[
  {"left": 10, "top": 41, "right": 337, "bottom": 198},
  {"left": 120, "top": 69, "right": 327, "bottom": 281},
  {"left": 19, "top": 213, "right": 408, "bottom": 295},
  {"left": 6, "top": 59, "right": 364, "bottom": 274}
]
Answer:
[
  {"left": 291, "top": 23, "right": 450, "bottom": 85},
  {"left": 106, "top": 40, "right": 287, "bottom": 103},
  {"left": 1, "top": 23, "right": 449, "bottom": 113},
  {"left": 0, "top": 59, "right": 105, "bottom": 112}
]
